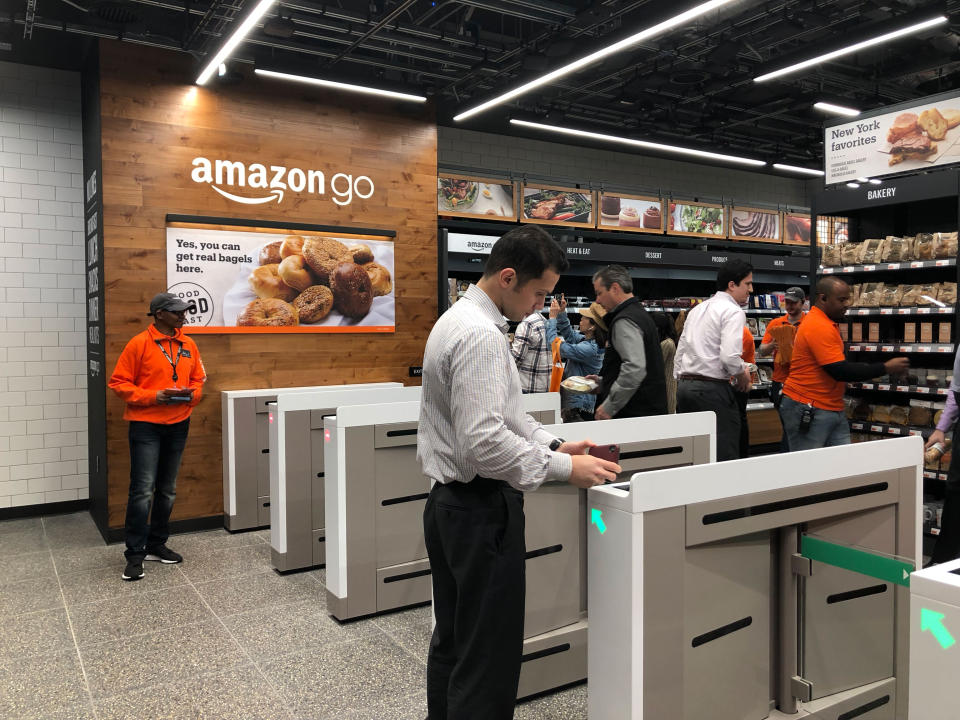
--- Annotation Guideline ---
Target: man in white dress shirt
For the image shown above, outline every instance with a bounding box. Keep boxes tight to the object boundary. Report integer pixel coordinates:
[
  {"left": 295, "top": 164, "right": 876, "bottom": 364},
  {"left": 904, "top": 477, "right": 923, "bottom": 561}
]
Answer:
[
  {"left": 674, "top": 259, "right": 753, "bottom": 461},
  {"left": 418, "top": 224, "right": 621, "bottom": 720}
]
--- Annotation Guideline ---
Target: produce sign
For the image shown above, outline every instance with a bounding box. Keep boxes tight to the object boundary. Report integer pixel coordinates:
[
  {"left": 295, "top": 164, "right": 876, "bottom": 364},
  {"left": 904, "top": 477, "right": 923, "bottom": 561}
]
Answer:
[
  {"left": 782, "top": 212, "right": 811, "bottom": 246},
  {"left": 437, "top": 174, "right": 516, "bottom": 221},
  {"left": 597, "top": 193, "right": 663, "bottom": 234},
  {"left": 729, "top": 207, "right": 780, "bottom": 243},
  {"left": 166, "top": 221, "right": 395, "bottom": 333},
  {"left": 668, "top": 201, "right": 726, "bottom": 238},
  {"left": 824, "top": 91, "right": 960, "bottom": 183},
  {"left": 521, "top": 184, "right": 595, "bottom": 228}
]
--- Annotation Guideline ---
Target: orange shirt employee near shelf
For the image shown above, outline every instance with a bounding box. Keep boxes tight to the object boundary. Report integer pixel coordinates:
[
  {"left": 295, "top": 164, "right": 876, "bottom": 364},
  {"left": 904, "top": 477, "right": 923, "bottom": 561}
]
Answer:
[
  {"left": 759, "top": 286, "right": 807, "bottom": 450},
  {"left": 108, "top": 293, "right": 206, "bottom": 583},
  {"left": 780, "top": 277, "right": 909, "bottom": 452}
]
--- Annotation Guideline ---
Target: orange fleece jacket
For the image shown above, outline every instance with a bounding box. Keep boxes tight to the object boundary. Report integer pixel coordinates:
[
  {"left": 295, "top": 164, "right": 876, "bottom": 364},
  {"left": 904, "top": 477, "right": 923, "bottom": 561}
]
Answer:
[{"left": 108, "top": 324, "right": 206, "bottom": 423}]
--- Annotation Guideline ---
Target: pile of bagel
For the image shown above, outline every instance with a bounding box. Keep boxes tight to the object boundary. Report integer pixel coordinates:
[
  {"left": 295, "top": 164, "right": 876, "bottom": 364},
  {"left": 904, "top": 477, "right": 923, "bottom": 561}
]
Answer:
[{"left": 241, "top": 235, "right": 392, "bottom": 327}]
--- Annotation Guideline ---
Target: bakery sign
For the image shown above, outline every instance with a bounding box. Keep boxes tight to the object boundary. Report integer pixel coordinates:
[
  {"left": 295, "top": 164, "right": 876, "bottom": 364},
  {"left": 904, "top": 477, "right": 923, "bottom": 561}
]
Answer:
[
  {"left": 190, "top": 157, "right": 374, "bottom": 206},
  {"left": 165, "top": 221, "right": 395, "bottom": 334},
  {"left": 824, "top": 91, "right": 960, "bottom": 184}
]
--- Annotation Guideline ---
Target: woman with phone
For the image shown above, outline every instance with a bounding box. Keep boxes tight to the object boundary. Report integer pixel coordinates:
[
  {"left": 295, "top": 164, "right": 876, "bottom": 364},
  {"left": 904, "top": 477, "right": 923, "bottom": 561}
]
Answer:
[{"left": 546, "top": 294, "right": 607, "bottom": 422}]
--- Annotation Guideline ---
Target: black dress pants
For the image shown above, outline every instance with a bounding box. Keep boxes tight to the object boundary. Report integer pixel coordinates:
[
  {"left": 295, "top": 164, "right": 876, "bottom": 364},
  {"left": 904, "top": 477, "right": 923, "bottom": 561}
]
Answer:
[
  {"left": 677, "top": 379, "right": 740, "bottom": 461},
  {"left": 933, "top": 405, "right": 960, "bottom": 563},
  {"left": 734, "top": 390, "right": 749, "bottom": 459},
  {"left": 423, "top": 477, "right": 526, "bottom": 720}
]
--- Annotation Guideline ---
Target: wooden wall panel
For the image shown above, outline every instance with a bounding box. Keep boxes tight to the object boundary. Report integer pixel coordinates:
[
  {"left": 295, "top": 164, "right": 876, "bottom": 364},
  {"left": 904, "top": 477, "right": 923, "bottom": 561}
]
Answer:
[{"left": 98, "top": 41, "right": 437, "bottom": 529}]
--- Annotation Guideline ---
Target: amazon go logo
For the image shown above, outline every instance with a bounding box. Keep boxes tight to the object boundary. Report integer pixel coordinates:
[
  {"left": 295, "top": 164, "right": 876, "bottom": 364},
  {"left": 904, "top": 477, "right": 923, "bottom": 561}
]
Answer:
[{"left": 190, "top": 157, "right": 374, "bottom": 207}]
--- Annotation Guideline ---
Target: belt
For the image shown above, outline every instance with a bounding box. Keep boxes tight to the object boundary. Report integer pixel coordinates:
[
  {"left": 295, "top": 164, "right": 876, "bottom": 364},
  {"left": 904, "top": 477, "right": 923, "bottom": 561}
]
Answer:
[{"left": 679, "top": 374, "right": 729, "bottom": 384}]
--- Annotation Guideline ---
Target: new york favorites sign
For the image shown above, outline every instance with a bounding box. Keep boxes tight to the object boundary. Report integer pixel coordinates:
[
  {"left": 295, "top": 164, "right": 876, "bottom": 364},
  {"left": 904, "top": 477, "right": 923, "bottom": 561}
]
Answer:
[{"left": 824, "top": 94, "right": 960, "bottom": 184}]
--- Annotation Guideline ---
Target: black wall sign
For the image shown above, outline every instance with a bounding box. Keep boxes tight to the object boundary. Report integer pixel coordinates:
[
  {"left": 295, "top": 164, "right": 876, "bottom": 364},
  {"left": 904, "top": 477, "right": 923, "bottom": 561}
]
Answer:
[
  {"left": 815, "top": 172, "right": 960, "bottom": 214},
  {"left": 558, "top": 241, "right": 797, "bottom": 273},
  {"left": 81, "top": 46, "right": 108, "bottom": 539},
  {"left": 409, "top": 366, "right": 423, "bottom": 377}
]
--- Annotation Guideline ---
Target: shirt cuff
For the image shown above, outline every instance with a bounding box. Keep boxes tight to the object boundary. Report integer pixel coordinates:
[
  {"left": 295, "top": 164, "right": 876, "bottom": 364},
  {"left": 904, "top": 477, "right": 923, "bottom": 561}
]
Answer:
[
  {"left": 547, "top": 450, "right": 573, "bottom": 482},
  {"left": 532, "top": 426, "right": 556, "bottom": 447}
]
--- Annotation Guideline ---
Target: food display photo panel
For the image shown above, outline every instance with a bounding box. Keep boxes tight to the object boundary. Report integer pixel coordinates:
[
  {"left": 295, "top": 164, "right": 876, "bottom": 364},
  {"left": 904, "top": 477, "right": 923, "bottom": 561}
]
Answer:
[
  {"left": 597, "top": 193, "right": 663, "bottom": 233},
  {"left": 782, "top": 212, "right": 811, "bottom": 246},
  {"left": 729, "top": 206, "right": 780, "bottom": 243},
  {"left": 667, "top": 200, "right": 726, "bottom": 238},
  {"left": 166, "top": 221, "right": 395, "bottom": 334},
  {"left": 437, "top": 174, "right": 517, "bottom": 221},
  {"left": 521, "top": 184, "right": 595, "bottom": 228}
]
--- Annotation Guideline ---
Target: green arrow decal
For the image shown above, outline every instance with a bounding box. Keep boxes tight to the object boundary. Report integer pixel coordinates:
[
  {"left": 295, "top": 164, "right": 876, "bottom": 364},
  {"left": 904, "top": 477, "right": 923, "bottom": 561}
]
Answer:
[
  {"left": 800, "top": 535, "right": 914, "bottom": 588},
  {"left": 922, "top": 608, "right": 956, "bottom": 650},
  {"left": 591, "top": 508, "right": 606, "bottom": 535}
]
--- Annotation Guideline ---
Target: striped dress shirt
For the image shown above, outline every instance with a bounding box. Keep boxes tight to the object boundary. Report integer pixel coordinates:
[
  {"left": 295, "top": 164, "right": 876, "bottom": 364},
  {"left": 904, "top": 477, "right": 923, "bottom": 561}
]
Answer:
[
  {"left": 417, "top": 284, "right": 572, "bottom": 492},
  {"left": 511, "top": 311, "right": 551, "bottom": 394}
]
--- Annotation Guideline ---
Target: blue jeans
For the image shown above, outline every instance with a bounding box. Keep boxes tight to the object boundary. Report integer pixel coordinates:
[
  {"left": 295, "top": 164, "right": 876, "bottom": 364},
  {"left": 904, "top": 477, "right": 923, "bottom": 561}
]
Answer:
[
  {"left": 780, "top": 396, "right": 850, "bottom": 451},
  {"left": 124, "top": 419, "right": 190, "bottom": 561}
]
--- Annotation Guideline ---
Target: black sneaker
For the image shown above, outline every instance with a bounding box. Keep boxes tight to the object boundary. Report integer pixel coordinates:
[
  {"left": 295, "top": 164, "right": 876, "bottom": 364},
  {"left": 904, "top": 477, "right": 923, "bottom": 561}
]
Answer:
[
  {"left": 122, "top": 560, "right": 144, "bottom": 581},
  {"left": 144, "top": 546, "right": 183, "bottom": 564}
]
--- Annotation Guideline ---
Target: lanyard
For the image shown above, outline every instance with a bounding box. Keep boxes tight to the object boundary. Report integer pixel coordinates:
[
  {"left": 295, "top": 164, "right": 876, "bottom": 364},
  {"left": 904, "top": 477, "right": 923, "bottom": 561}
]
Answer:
[{"left": 155, "top": 338, "right": 184, "bottom": 383}]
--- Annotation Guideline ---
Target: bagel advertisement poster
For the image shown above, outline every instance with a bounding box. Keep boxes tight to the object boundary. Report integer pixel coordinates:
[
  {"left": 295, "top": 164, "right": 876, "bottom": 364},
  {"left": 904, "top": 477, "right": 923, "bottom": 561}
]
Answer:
[
  {"left": 824, "top": 92, "right": 960, "bottom": 184},
  {"left": 165, "top": 222, "right": 395, "bottom": 333}
]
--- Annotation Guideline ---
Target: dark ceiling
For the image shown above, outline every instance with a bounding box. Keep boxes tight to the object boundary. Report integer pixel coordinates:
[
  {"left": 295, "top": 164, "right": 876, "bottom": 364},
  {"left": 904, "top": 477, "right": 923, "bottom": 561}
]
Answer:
[{"left": 4, "top": 0, "right": 960, "bottom": 169}]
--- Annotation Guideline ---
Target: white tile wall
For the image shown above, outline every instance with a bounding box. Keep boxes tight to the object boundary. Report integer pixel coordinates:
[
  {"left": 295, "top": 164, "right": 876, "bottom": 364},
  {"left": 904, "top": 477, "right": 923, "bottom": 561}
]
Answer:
[
  {"left": 438, "top": 127, "right": 810, "bottom": 207},
  {"left": 0, "top": 60, "right": 87, "bottom": 509}
]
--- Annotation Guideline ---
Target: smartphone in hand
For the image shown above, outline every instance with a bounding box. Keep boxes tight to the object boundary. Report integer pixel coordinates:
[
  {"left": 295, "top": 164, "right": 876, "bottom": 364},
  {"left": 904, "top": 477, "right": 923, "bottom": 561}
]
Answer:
[{"left": 588, "top": 444, "right": 620, "bottom": 464}]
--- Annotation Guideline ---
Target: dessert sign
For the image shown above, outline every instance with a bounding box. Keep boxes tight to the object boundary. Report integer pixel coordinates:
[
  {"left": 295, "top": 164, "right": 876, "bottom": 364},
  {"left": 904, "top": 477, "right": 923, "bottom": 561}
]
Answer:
[
  {"left": 596, "top": 193, "right": 663, "bottom": 234},
  {"left": 824, "top": 92, "right": 960, "bottom": 183},
  {"left": 165, "top": 221, "right": 395, "bottom": 334}
]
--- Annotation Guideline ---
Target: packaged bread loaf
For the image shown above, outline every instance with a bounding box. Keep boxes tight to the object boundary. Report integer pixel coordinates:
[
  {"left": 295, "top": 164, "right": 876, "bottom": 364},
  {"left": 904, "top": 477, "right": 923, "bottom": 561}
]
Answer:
[
  {"left": 935, "top": 231, "right": 958, "bottom": 259},
  {"left": 900, "top": 284, "right": 929, "bottom": 306},
  {"left": 858, "top": 238, "right": 886, "bottom": 264},
  {"left": 858, "top": 282, "right": 884, "bottom": 307},
  {"left": 917, "top": 284, "right": 941, "bottom": 305},
  {"left": 888, "top": 405, "right": 910, "bottom": 426},
  {"left": 879, "top": 284, "right": 903, "bottom": 306},
  {"left": 844, "top": 397, "right": 858, "bottom": 420},
  {"left": 852, "top": 401, "right": 873, "bottom": 421},
  {"left": 909, "top": 400, "right": 933, "bottom": 427},
  {"left": 850, "top": 283, "right": 862, "bottom": 307},
  {"left": 821, "top": 244, "right": 841, "bottom": 267},
  {"left": 881, "top": 235, "right": 914, "bottom": 262},
  {"left": 872, "top": 405, "right": 893, "bottom": 423},
  {"left": 940, "top": 282, "right": 957, "bottom": 305},
  {"left": 746, "top": 318, "right": 759, "bottom": 335},
  {"left": 841, "top": 241, "right": 862, "bottom": 265},
  {"left": 915, "top": 233, "right": 935, "bottom": 260}
]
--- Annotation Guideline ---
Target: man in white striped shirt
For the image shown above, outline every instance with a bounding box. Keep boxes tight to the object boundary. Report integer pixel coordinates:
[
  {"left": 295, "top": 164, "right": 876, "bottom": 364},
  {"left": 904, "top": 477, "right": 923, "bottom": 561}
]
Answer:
[{"left": 419, "top": 225, "right": 620, "bottom": 720}]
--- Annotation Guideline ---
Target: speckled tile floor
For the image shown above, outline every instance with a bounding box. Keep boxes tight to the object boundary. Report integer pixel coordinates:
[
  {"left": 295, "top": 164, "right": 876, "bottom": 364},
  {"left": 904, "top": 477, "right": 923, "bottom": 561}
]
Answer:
[{"left": 0, "top": 511, "right": 588, "bottom": 719}]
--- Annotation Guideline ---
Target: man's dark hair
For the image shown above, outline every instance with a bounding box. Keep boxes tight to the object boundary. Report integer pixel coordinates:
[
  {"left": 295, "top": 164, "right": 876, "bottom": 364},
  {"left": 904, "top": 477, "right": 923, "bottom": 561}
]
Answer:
[
  {"left": 652, "top": 312, "right": 678, "bottom": 344},
  {"left": 483, "top": 225, "right": 569, "bottom": 285},
  {"left": 592, "top": 265, "right": 633, "bottom": 294},
  {"left": 815, "top": 275, "right": 849, "bottom": 301},
  {"left": 716, "top": 259, "right": 753, "bottom": 291}
]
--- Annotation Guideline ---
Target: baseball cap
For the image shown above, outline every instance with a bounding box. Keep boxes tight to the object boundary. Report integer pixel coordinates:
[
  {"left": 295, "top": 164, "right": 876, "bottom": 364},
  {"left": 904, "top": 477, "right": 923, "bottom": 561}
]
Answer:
[
  {"left": 579, "top": 302, "right": 608, "bottom": 332},
  {"left": 148, "top": 292, "right": 192, "bottom": 316},
  {"left": 784, "top": 287, "right": 806, "bottom": 303}
]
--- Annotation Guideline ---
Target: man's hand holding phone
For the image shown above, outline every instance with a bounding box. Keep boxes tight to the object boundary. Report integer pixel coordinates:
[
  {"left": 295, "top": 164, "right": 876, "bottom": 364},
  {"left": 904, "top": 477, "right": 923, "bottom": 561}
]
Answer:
[
  {"left": 558, "top": 439, "right": 622, "bottom": 488},
  {"left": 157, "top": 387, "right": 194, "bottom": 404}
]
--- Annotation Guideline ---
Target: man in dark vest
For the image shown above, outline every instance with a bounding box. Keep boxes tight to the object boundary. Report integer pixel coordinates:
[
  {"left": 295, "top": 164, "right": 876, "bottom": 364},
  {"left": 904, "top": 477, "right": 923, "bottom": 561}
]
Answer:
[{"left": 589, "top": 265, "right": 668, "bottom": 419}]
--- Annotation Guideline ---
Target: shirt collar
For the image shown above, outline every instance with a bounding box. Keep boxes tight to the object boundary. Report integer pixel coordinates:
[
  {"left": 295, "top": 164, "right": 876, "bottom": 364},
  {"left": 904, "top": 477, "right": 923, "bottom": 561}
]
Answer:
[
  {"left": 464, "top": 284, "right": 509, "bottom": 333},
  {"left": 810, "top": 305, "right": 835, "bottom": 324},
  {"left": 147, "top": 324, "right": 183, "bottom": 342},
  {"left": 713, "top": 291, "right": 743, "bottom": 309}
]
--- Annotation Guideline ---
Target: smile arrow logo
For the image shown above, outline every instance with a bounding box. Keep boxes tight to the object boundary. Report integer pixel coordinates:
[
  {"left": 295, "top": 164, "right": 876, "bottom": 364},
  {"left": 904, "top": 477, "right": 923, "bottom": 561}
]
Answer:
[
  {"left": 591, "top": 508, "right": 606, "bottom": 535},
  {"left": 210, "top": 186, "right": 285, "bottom": 205},
  {"left": 921, "top": 608, "right": 956, "bottom": 650}
]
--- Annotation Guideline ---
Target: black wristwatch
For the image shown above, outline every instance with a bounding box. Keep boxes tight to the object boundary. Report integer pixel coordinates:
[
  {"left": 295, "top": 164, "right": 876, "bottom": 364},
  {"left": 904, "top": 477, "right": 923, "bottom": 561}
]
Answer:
[{"left": 549, "top": 437, "right": 565, "bottom": 451}]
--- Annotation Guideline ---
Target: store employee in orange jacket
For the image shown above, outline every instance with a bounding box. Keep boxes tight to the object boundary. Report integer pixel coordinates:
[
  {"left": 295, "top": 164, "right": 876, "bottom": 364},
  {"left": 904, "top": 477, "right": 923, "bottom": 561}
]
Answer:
[{"left": 108, "top": 293, "right": 206, "bottom": 582}]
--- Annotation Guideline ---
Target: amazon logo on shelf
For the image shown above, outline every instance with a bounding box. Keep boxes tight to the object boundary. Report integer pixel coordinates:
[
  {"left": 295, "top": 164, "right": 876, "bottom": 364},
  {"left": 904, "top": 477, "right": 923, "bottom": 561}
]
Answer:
[{"left": 189, "top": 157, "right": 375, "bottom": 207}]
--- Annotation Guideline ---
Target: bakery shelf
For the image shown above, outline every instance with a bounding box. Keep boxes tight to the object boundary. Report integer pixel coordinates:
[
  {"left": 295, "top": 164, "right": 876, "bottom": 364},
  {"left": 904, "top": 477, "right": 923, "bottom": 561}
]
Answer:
[
  {"left": 847, "top": 381, "right": 950, "bottom": 396},
  {"left": 849, "top": 420, "right": 929, "bottom": 437},
  {"left": 924, "top": 470, "right": 950, "bottom": 482},
  {"left": 846, "top": 343, "right": 955, "bottom": 354},
  {"left": 820, "top": 258, "right": 956, "bottom": 274},
  {"left": 926, "top": 526, "right": 942, "bottom": 537},
  {"left": 846, "top": 306, "right": 956, "bottom": 317}
]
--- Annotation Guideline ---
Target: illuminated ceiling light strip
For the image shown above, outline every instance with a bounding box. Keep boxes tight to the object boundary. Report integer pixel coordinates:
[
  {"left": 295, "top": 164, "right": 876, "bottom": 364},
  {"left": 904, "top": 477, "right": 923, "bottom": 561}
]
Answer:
[
  {"left": 510, "top": 119, "right": 766, "bottom": 167},
  {"left": 755, "top": 16, "right": 948, "bottom": 83},
  {"left": 772, "top": 163, "right": 825, "bottom": 176},
  {"left": 196, "top": 0, "right": 277, "bottom": 86},
  {"left": 454, "top": 0, "right": 736, "bottom": 122},
  {"left": 814, "top": 101, "right": 861, "bottom": 117},
  {"left": 255, "top": 68, "right": 427, "bottom": 102}
]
